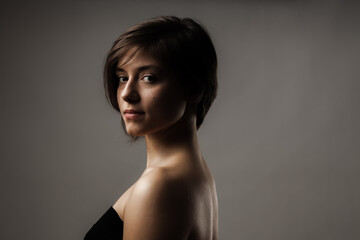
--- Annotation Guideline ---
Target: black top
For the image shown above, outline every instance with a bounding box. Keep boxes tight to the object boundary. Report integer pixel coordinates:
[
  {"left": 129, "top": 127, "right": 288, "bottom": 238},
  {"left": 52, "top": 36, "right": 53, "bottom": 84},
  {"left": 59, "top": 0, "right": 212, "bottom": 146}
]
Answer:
[{"left": 84, "top": 207, "right": 123, "bottom": 240}]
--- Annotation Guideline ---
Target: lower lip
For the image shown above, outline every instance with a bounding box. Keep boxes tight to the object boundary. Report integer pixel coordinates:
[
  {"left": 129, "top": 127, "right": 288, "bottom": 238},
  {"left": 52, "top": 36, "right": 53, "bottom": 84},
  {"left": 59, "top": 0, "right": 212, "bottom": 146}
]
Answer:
[{"left": 124, "top": 112, "right": 145, "bottom": 120}]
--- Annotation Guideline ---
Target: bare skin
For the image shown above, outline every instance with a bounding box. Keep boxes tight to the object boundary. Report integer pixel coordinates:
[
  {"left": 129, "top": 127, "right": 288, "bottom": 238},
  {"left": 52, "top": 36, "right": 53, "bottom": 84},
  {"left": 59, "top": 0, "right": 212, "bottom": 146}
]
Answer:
[{"left": 112, "top": 49, "right": 218, "bottom": 240}]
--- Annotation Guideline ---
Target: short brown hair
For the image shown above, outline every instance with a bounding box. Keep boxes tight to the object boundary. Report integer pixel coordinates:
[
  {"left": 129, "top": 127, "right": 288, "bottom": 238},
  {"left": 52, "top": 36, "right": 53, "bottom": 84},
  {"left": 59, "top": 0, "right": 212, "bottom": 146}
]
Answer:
[{"left": 104, "top": 16, "right": 217, "bottom": 129}]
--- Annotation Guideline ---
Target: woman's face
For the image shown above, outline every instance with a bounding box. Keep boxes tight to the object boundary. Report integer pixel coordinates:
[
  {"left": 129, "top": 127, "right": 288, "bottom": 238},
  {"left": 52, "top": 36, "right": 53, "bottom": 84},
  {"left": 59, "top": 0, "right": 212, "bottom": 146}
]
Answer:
[{"left": 116, "top": 49, "right": 187, "bottom": 137}]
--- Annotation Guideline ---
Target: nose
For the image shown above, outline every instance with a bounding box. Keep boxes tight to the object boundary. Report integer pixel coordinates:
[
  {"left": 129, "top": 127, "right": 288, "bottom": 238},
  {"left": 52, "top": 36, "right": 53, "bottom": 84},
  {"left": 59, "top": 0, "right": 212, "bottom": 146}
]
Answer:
[{"left": 120, "top": 79, "right": 140, "bottom": 103}]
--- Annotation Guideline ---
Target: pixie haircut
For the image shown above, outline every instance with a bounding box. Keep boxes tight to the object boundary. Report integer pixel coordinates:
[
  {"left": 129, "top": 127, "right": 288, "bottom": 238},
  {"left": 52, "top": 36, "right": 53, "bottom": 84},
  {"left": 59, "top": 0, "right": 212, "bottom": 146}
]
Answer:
[{"left": 104, "top": 16, "right": 217, "bottom": 129}]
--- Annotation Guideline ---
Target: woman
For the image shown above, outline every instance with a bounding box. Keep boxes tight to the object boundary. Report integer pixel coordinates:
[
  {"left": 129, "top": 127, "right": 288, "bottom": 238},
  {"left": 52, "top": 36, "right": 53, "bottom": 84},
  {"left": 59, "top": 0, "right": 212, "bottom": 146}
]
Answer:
[{"left": 85, "top": 16, "right": 218, "bottom": 240}]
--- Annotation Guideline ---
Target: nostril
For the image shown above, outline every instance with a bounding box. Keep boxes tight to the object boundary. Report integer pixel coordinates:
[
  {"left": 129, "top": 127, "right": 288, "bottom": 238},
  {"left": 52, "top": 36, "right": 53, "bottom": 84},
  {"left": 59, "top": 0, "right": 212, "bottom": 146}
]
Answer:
[{"left": 122, "top": 89, "right": 140, "bottom": 103}]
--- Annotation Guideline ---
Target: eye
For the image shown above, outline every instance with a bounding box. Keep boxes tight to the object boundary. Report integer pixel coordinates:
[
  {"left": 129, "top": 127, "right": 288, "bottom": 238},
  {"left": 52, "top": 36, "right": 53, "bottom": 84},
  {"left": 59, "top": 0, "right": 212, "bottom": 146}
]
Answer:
[
  {"left": 142, "top": 75, "right": 156, "bottom": 83},
  {"left": 118, "top": 76, "right": 128, "bottom": 83}
]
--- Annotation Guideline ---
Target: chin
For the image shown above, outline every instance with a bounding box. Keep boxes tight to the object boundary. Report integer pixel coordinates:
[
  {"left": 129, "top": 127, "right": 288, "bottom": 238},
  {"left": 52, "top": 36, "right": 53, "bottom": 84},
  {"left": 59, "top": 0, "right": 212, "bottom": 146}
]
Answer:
[
  {"left": 122, "top": 119, "right": 144, "bottom": 136},
  {"left": 126, "top": 129, "right": 142, "bottom": 137},
  {"left": 125, "top": 126, "right": 146, "bottom": 137}
]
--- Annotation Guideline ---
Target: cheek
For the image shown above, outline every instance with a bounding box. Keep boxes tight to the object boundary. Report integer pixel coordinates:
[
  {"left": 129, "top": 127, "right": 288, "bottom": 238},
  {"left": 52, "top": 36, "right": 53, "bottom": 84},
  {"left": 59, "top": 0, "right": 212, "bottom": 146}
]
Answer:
[
  {"left": 149, "top": 89, "right": 186, "bottom": 119},
  {"left": 116, "top": 88, "right": 125, "bottom": 111},
  {"left": 116, "top": 88, "right": 121, "bottom": 107}
]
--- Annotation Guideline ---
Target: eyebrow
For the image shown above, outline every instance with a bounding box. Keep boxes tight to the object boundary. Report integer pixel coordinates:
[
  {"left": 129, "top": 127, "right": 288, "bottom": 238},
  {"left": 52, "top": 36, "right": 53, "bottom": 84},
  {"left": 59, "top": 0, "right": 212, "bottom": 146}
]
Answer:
[{"left": 115, "top": 65, "right": 160, "bottom": 73}]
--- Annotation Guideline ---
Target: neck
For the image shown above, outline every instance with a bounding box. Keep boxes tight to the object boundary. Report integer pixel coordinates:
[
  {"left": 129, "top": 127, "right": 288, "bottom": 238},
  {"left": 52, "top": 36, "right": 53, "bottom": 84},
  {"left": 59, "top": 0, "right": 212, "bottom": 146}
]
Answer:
[{"left": 144, "top": 115, "right": 200, "bottom": 169}]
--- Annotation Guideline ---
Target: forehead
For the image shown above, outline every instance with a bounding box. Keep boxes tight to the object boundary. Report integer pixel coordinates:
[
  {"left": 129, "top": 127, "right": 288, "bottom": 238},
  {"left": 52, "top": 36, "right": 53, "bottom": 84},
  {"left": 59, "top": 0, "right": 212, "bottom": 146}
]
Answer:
[{"left": 117, "top": 48, "right": 160, "bottom": 70}]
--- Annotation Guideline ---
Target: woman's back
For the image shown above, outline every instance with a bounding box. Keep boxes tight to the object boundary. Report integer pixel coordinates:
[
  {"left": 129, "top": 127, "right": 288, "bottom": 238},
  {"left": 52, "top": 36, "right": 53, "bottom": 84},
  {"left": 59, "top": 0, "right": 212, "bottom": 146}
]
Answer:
[{"left": 113, "top": 153, "right": 218, "bottom": 240}]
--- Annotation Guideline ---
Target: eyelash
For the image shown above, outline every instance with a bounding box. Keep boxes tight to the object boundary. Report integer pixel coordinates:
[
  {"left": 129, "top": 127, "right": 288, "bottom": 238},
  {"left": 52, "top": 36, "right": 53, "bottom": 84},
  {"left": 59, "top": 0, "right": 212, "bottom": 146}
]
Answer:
[
  {"left": 117, "top": 74, "right": 157, "bottom": 83},
  {"left": 118, "top": 76, "right": 128, "bottom": 83},
  {"left": 142, "top": 75, "right": 156, "bottom": 82}
]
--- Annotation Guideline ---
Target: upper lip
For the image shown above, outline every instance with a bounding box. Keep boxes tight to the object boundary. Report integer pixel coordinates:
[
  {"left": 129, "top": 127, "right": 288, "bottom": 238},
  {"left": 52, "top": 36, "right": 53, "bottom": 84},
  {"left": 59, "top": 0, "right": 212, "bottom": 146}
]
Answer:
[{"left": 124, "top": 109, "right": 144, "bottom": 114}]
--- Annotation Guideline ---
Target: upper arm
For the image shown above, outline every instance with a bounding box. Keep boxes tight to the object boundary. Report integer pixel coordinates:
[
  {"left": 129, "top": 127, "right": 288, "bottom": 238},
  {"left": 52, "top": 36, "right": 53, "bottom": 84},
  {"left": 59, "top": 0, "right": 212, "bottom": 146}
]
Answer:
[{"left": 123, "top": 169, "right": 193, "bottom": 240}]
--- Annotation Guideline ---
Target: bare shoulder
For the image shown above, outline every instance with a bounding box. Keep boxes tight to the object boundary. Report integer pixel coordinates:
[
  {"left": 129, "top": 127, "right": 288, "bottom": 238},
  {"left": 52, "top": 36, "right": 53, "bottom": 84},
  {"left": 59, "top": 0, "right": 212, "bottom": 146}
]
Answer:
[
  {"left": 137, "top": 166, "right": 183, "bottom": 189},
  {"left": 129, "top": 167, "right": 192, "bottom": 208},
  {"left": 123, "top": 167, "right": 194, "bottom": 240}
]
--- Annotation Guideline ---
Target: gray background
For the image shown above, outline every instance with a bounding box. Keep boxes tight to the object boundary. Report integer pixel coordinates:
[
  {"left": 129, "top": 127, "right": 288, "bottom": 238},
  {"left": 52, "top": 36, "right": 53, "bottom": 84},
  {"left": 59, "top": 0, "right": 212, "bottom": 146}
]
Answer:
[{"left": 1, "top": 0, "right": 360, "bottom": 239}]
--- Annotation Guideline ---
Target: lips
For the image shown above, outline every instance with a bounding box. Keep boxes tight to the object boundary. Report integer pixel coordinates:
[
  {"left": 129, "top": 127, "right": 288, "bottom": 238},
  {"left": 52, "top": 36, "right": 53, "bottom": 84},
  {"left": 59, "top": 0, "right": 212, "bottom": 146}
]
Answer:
[
  {"left": 123, "top": 109, "right": 145, "bottom": 120},
  {"left": 124, "top": 109, "right": 144, "bottom": 114}
]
